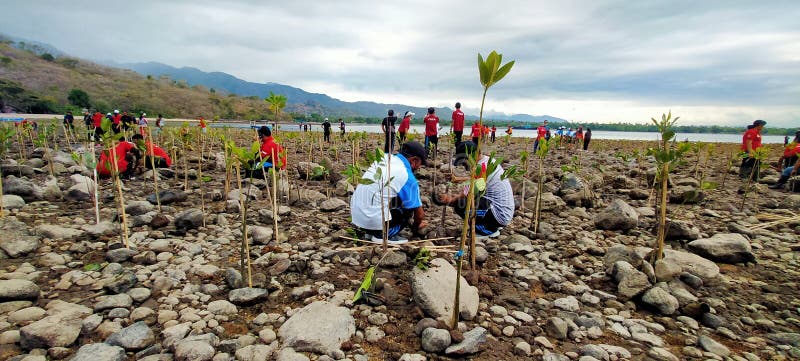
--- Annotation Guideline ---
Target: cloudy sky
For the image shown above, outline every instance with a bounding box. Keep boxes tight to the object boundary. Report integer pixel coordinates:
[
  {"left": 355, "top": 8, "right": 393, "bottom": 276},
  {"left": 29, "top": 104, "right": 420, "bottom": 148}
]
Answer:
[{"left": 5, "top": 0, "right": 800, "bottom": 126}]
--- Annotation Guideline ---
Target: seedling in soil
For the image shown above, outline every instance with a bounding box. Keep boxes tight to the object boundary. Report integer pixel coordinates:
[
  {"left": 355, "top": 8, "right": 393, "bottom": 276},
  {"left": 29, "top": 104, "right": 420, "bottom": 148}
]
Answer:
[{"left": 413, "top": 248, "right": 432, "bottom": 271}]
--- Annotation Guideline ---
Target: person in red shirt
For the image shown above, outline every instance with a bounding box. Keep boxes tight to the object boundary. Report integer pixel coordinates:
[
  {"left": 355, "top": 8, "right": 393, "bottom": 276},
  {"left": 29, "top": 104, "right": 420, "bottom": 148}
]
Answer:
[
  {"left": 533, "top": 120, "right": 549, "bottom": 152},
  {"left": 255, "top": 126, "right": 287, "bottom": 172},
  {"left": 490, "top": 125, "right": 497, "bottom": 143},
  {"left": 450, "top": 102, "right": 465, "bottom": 144},
  {"left": 112, "top": 110, "right": 122, "bottom": 134},
  {"left": 470, "top": 122, "right": 483, "bottom": 144},
  {"left": 198, "top": 116, "right": 207, "bottom": 133},
  {"left": 398, "top": 111, "right": 413, "bottom": 144},
  {"left": 92, "top": 111, "right": 104, "bottom": 141},
  {"left": 423, "top": 107, "right": 440, "bottom": 154},
  {"left": 132, "top": 134, "right": 172, "bottom": 168},
  {"left": 97, "top": 136, "right": 139, "bottom": 178},
  {"left": 739, "top": 119, "right": 766, "bottom": 180}
]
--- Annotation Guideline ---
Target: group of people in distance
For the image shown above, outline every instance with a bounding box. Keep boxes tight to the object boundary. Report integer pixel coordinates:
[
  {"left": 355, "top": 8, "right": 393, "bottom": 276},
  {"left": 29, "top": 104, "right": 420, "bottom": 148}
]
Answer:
[
  {"left": 305, "top": 118, "right": 345, "bottom": 141},
  {"left": 68, "top": 109, "right": 165, "bottom": 142},
  {"left": 533, "top": 119, "right": 592, "bottom": 152},
  {"left": 745, "top": 118, "right": 800, "bottom": 191}
]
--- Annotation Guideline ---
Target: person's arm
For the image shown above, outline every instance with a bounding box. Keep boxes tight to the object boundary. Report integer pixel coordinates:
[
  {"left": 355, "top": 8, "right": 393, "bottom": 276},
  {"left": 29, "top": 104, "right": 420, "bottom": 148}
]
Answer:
[
  {"left": 791, "top": 158, "right": 800, "bottom": 176},
  {"left": 745, "top": 138, "right": 754, "bottom": 156},
  {"left": 412, "top": 207, "right": 426, "bottom": 232},
  {"left": 381, "top": 120, "right": 387, "bottom": 133}
]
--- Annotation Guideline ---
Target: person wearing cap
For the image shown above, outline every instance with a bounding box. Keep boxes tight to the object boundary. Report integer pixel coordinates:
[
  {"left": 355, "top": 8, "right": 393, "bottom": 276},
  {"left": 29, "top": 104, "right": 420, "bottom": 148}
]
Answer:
[
  {"left": 534, "top": 120, "right": 549, "bottom": 152},
  {"left": 339, "top": 118, "right": 346, "bottom": 137},
  {"left": 433, "top": 141, "right": 514, "bottom": 238},
  {"left": 63, "top": 111, "right": 75, "bottom": 132},
  {"left": 138, "top": 113, "right": 149, "bottom": 136},
  {"left": 382, "top": 110, "right": 398, "bottom": 153},
  {"left": 451, "top": 102, "right": 465, "bottom": 144},
  {"left": 398, "top": 111, "right": 414, "bottom": 144},
  {"left": 350, "top": 141, "right": 428, "bottom": 244},
  {"left": 770, "top": 131, "right": 800, "bottom": 189},
  {"left": 253, "top": 126, "right": 287, "bottom": 173},
  {"left": 322, "top": 117, "right": 332, "bottom": 143},
  {"left": 423, "top": 107, "right": 440, "bottom": 154},
  {"left": 739, "top": 119, "right": 766, "bottom": 179}
]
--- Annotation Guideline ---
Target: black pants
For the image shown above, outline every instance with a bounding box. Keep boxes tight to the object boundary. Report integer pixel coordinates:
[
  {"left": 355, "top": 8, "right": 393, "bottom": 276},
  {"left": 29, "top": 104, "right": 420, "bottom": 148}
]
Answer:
[
  {"left": 583, "top": 138, "right": 591, "bottom": 151},
  {"left": 112, "top": 123, "right": 121, "bottom": 134},
  {"left": 384, "top": 131, "right": 396, "bottom": 153},
  {"left": 740, "top": 157, "right": 760, "bottom": 180},
  {"left": 453, "top": 196, "right": 502, "bottom": 236},
  {"left": 361, "top": 197, "right": 412, "bottom": 238},
  {"left": 398, "top": 132, "right": 407, "bottom": 144},
  {"left": 324, "top": 132, "right": 331, "bottom": 142},
  {"left": 472, "top": 137, "right": 479, "bottom": 144},
  {"left": 94, "top": 127, "right": 104, "bottom": 141},
  {"left": 491, "top": 132, "right": 496, "bottom": 142},
  {"left": 144, "top": 156, "right": 169, "bottom": 169},
  {"left": 453, "top": 131, "right": 463, "bottom": 144}
]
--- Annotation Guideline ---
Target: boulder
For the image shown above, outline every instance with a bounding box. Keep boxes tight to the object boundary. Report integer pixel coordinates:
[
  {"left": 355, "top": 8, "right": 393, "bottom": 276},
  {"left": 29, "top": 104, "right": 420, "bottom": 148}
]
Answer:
[
  {"left": 174, "top": 208, "right": 204, "bottom": 231},
  {"left": 319, "top": 198, "right": 348, "bottom": 212},
  {"left": 612, "top": 261, "right": 651, "bottom": 300},
  {"left": 105, "top": 321, "right": 155, "bottom": 350},
  {"left": 559, "top": 173, "right": 595, "bottom": 207},
  {"left": 595, "top": 199, "right": 638, "bottom": 231},
  {"left": 0, "top": 279, "right": 40, "bottom": 301},
  {"left": 410, "top": 258, "right": 479, "bottom": 321},
  {"left": 249, "top": 226, "right": 274, "bottom": 245},
  {"left": 664, "top": 219, "right": 700, "bottom": 241},
  {"left": 2, "top": 194, "right": 25, "bottom": 210},
  {"left": 296, "top": 162, "right": 322, "bottom": 179},
  {"left": 2, "top": 175, "right": 41, "bottom": 201},
  {"left": 687, "top": 233, "right": 755, "bottom": 264},
  {"left": 421, "top": 328, "right": 451, "bottom": 353},
  {"left": 697, "top": 335, "right": 730, "bottom": 357},
  {"left": 35, "top": 224, "right": 85, "bottom": 240},
  {"left": 227, "top": 187, "right": 261, "bottom": 201},
  {"left": 603, "top": 244, "right": 643, "bottom": 273},
  {"left": 70, "top": 343, "right": 127, "bottom": 361},
  {"left": 445, "top": 327, "right": 488, "bottom": 355},
  {"left": 175, "top": 340, "right": 215, "bottom": 361},
  {"left": 1, "top": 164, "right": 35, "bottom": 177},
  {"left": 147, "top": 189, "right": 187, "bottom": 205},
  {"left": 278, "top": 301, "right": 355, "bottom": 356},
  {"left": 641, "top": 286, "right": 679, "bottom": 315},
  {"left": 228, "top": 287, "right": 269, "bottom": 305},
  {"left": 660, "top": 249, "right": 720, "bottom": 283},
  {"left": 779, "top": 195, "right": 800, "bottom": 210},
  {"left": 0, "top": 217, "right": 41, "bottom": 257},
  {"left": 669, "top": 185, "right": 705, "bottom": 204},
  {"left": 125, "top": 200, "right": 155, "bottom": 216},
  {"left": 20, "top": 317, "right": 82, "bottom": 349}
]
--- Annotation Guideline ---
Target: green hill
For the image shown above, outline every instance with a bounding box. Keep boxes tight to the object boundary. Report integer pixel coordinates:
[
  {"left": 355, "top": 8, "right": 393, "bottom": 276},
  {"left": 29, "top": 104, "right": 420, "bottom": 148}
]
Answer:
[{"left": 0, "top": 41, "right": 279, "bottom": 120}]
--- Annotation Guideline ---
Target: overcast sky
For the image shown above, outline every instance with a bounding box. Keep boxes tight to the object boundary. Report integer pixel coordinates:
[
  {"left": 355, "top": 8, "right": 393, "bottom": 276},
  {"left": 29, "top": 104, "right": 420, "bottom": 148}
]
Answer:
[{"left": 5, "top": 0, "right": 800, "bottom": 126}]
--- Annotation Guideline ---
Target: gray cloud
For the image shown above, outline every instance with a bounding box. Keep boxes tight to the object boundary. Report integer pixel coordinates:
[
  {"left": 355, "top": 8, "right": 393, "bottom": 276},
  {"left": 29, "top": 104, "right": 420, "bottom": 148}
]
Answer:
[{"left": 4, "top": 0, "right": 800, "bottom": 125}]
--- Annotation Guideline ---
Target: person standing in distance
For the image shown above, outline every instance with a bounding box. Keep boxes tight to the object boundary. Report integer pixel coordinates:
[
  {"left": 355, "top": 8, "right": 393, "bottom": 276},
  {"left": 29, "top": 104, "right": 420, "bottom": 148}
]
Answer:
[
  {"left": 451, "top": 102, "right": 465, "bottom": 144},
  {"left": 322, "top": 118, "right": 332, "bottom": 143},
  {"left": 423, "top": 107, "right": 440, "bottom": 155},
  {"left": 534, "top": 120, "right": 549, "bottom": 152},
  {"left": 398, "top": 111, "right": 414, "bottom": 144},
  {"left": 739, "top": 120, "right": 766, "bottom": 179},
  {"left": 382, "top": 110, "right": 398, "bottom": 153}
]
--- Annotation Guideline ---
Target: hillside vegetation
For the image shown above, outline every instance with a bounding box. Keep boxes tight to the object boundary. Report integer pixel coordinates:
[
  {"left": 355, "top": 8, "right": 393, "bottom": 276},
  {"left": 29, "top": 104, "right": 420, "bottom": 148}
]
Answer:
[{"left": 0, "top": 42, "right": 276, "bottom": 120}]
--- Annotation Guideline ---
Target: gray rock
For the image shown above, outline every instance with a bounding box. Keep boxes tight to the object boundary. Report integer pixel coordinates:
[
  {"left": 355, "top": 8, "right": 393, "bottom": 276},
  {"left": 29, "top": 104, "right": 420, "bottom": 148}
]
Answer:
[
  {"left": 225, "top": 268, "right": 243, "bottom": 289},
  {"left": 20, "top": 318, "right": 82, "bottom": 349},
  {"left": 766, "top": 333, "right": 800, "bottom": 347},
  {"left": 319, "top": 198, "right": 348, "bottom": 212},
  {"left": 105, "top": 248, "right": 138, "bottom": 263},
  {"left": 641, "top": 287, "right": 679, "bottom": 315},
  {"left": 0, "top": 279, "right": 40, "bottom": 301},
  {"left": 105, "top": 321, "right": 155, "bottom": 350},
  {"left": 779, "top": 194, "right": 800, "bottom": 209},
  {"left": 1, "top": 164, "right": 35, "bottom": 177},
  {"left": 228, "top": 187, "right": 261, "bottom": 201},
  {"left": 70, "top": 343, "right": 127, "bottom": 361},
  {"left": 398, "top": 354, "right": 427, "bottom": 361},
  {"left": 235, "top": 344, "right": 277, "bottom": 361},
  {"left": 207, "top": 300, "right": 238, "bottom": 316},
  {"left": 249, "top": 226, "right": 274, "bottom": 245},
  {"left": 664, "top": 219, "right": 700, "bottom": 241},
  {"left": 228, "top": 288, "right": 269, "bottom": 305},
  {"left": 579, "top": 344, "right": 609, "bottom": 360},
  {"left": 612, "top": 261, "right": 651, "bottom": 300},
  {"left": 0, "top": 217, "right": 41, "bottom": 257},
  {"left": 410, "top": 258, "right": 479, "bottom": 321},
  {"left": 35, "top": 224, "right": 84, "bottom": 240},
  {"left": 445, "top": 327, "right": 488, "bottom": 355},
  {"left": 94, "top": 294, "right": 133, "bottom": 311},
  {"left": 654, "top": 259, "right": 682, "bottom": 282},
  {"left": 546, "top": 317, "right": 568, "bottom": 340},
  {"left": 279, "top": 301, "right": 355, "bottom": 357},
  {"left": 553, "top": 296, "right": 580, "bottom": 312},
  {"left": 174, "top": 208, "right": 204, "bottom": 231},
  {"left": 125, "top": 200, "right": 155, "bottom": 216},
  {"left": 697, "top": 335, "right": 730, "bottom": 357},
  {"left": 275, "top": 348, "right": 311, "bottom": 361},
  {"left": 647, "top": 347, "right": 679, "bottom": 361},
  {"left": 594, "top": 199, "right": 638, "bottom": 231},
  {"left": 147, "top": 190, "right": 187, "bottom": 205},
  {"left": 2, "top": 194, "right": 25, "bottom": 210},
  {"left": 515, "top": 341, "right": 532, "bottom": 356},
  {"left": 603, "top": 244, "right": 643, "bottom": 272},
  {"left": 669, "top": 185, "right": 704, "bottom": 204},
  {"left": 175, "top": 340, "right": 215, "bottom": 361},
  {"left": 2, "top": 176, "right": 40, "bottom": 201},
  {"left": 662, "top": 249, "right": 719, "bottom": 282},
  {"left": 687, "top": 233, "right": 755, "bottom": 264},
  {"left": 104, "top": 270, "right": 138, "bottom": 294},
  {"left": 421, "top": 328, "right": 451, "bottom": 353}
]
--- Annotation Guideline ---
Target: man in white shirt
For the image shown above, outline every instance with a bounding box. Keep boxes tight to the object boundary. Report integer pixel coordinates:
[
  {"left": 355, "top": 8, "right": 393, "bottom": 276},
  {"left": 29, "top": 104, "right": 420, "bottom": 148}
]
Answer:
[{"left": 350, "top": 141, "right": 428, "bottom": 244}]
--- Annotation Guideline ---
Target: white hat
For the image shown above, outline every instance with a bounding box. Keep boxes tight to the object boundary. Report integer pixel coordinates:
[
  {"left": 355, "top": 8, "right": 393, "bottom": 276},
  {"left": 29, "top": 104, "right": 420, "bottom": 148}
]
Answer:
[
  {"left": 405, "top": 111, "right": 415, "bottom": 117},
  {"left": 113, "top": 110, "right": 119, "bottom": 114},
  {"left": 106, "top": 113, "right": 111, "bottom": 116},
  {"left": 324, "top": 117, "right": 329, "bottom": 121},
  {"left": 142, "top": 113, "right": 146, "bottom": 116}
]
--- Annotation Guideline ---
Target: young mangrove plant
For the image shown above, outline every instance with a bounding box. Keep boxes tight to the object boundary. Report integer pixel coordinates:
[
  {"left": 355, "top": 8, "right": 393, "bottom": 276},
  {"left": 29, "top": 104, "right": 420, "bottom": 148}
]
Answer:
[
  {"left": 740, "top": 147, "right": 770, "bottom": 212},
  {"left": 453, "top": 50, "right": 513, "bottom": 329},
  {"left": 532, "top": 137, "right": 550, "bottom": 234},
  {"left": 647, "top": 111, "right": 686, "bottom": 264}
]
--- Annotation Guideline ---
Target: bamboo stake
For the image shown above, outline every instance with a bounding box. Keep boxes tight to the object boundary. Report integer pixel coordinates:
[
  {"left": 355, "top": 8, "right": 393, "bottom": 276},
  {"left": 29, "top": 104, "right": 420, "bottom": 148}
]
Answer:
[
  {"left": 146, "top": 126, "right": 162, "bottom": 212},
  {"left": 109, "top": 139, "right": 130, "bottom": 248}
]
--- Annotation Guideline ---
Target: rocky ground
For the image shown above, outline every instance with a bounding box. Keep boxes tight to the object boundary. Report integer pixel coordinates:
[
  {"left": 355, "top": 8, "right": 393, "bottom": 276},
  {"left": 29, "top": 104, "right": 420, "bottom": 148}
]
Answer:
[{"left": 1, "top": 130, "right": 799, "bottom": 361}]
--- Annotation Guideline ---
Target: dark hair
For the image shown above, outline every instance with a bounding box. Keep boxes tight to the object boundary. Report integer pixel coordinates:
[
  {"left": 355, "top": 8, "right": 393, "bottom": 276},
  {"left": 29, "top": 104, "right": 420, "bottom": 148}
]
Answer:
[
  {"left": 258, "top": 126, "right": 271, "bottom": 137},
  {"left": 455, "top": 102, "right": 461, "bottom": 109},
  {"left": 132, "top": 134, "right": 144, "bottom": 141},
  {"left": 753, "top": 119, "right": 766, "bottom": 127},
  {"left": 158, "top": 114, "right": 163, "bottom": 118},
  {"left": 747, "top": 124, "right": 754, "bottom": 130},
  {"left": 793, "top": 130, "right": 800, "bottom": 143},
  {"left": 427, "top": 107, "right": 435, "bottom": 114},
  {"left": 388, "top": 109, "right": 394, "bottom": 116}
]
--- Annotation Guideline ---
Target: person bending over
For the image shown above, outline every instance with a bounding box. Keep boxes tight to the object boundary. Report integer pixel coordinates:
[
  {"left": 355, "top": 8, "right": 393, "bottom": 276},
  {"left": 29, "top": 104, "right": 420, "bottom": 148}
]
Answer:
[
  {"left": 434, "top": 141, "right": 514, "bottom": 238},
  {"left": 97, "top": 136, "right": 140, "bottom": 179},
  {"left": 132, "top": 134, "right": 172, "bottom": 169},
  {"left": 350, "top": 141, "right": 428, "bottom": 244}
]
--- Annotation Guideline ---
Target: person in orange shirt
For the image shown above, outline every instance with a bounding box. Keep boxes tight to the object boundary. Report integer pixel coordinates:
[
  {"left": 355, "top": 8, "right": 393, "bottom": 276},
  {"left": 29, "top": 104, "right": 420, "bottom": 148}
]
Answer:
[{"left": 739, "top": 120, "right": 766, "bottom": 179}]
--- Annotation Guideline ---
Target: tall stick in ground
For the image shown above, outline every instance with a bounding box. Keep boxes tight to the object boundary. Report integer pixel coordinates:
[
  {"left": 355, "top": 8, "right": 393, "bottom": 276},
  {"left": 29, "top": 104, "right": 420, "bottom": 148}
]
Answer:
[
  {"left": 108, "top": 138, "right": 131, "bottom": 248},
  {"left": 146, "top": 126, "right": 162, "bottom": 212},
  {"left": 452, "top": 50, "right": 514, "bottom": 328}
]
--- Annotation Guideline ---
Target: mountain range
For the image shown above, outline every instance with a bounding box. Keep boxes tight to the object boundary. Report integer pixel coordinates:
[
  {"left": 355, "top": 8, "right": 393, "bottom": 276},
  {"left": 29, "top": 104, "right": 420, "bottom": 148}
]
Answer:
[{"left": 113, "top": 61, "right": 566, "bottom": 123}]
